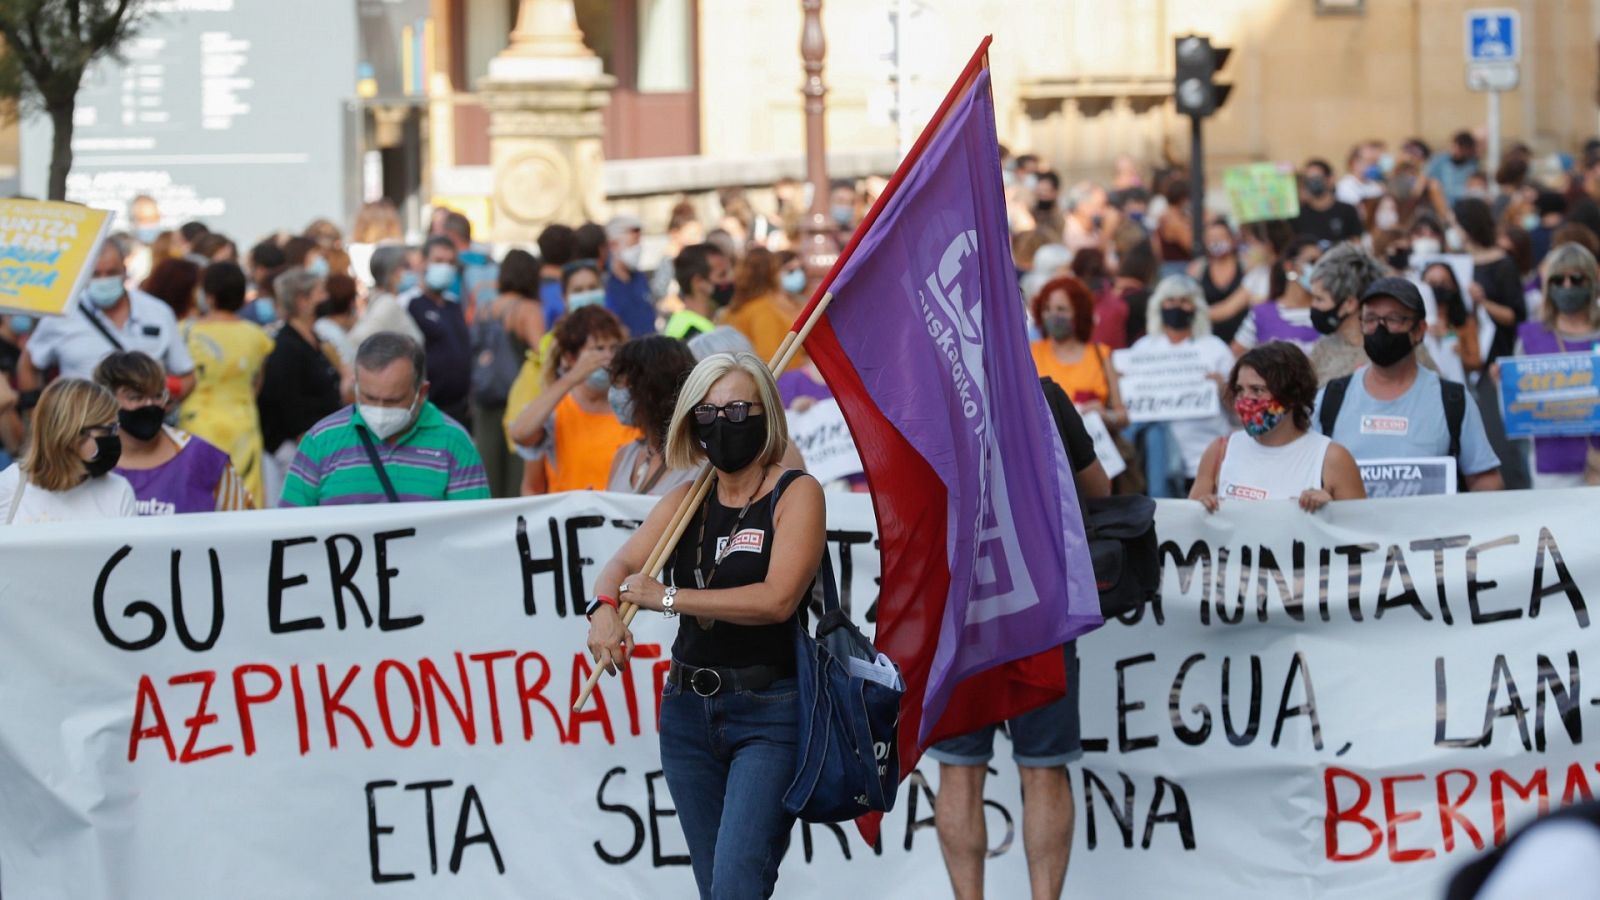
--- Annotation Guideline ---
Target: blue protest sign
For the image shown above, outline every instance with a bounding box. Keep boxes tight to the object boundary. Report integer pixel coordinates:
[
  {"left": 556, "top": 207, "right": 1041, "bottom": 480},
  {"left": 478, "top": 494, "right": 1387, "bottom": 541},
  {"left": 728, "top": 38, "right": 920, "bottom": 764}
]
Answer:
[{"left": 1499, "top": 352, "right": 1600, "bottom": 439}]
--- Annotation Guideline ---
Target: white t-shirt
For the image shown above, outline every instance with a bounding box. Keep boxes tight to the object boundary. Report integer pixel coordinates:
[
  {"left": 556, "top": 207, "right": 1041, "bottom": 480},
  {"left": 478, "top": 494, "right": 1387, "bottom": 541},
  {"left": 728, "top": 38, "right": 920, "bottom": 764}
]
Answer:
[
  {"left": 1132, "top": 333, "right": 1234, "bottom": 478},
  {"left": 0, "top": 465, "right": 138, "bottom": 525},
  {"left": 1216, "top": 430, "right": 1331, "bottom": 501}
]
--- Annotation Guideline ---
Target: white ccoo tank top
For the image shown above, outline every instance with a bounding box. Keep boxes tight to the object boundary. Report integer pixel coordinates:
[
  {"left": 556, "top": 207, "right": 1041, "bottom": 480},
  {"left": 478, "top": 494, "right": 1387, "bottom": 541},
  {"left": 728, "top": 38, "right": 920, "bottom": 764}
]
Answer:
[{"left": 1216, "top": 430, "right": 1332, "bottom": 502}]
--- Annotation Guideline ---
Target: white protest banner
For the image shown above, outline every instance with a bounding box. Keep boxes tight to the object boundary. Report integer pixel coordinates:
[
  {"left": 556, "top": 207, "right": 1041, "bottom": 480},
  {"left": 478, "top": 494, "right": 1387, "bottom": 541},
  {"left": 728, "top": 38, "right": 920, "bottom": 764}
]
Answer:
[
  {"left": 786, "top": 398, "right": 865, "bottom": 484},
  {"left": 0, "top": 493, "right": 1029, "bottom": 899},
  {"left": 1113, "top": 344, "right": 1222, "bottom": 423},
  {"left": 1081, "top": 410, "right": 1127, "bottom": 479},
  {"left": 1358, "top": 457, "right": 1458, "bottom": 497},
  {"left": 5, "top": 490, "right": 1599, "bottom": 898},
  {"left": 1073, "top": 491, "right": 1600, "bottom": 899}
]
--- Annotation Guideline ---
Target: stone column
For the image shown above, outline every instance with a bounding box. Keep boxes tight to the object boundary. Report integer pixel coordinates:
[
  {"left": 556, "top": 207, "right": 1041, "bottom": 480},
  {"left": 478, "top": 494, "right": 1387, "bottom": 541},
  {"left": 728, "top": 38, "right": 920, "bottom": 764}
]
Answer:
[{"left": 478, "top": 0, "right": 614, "bottom": 243}]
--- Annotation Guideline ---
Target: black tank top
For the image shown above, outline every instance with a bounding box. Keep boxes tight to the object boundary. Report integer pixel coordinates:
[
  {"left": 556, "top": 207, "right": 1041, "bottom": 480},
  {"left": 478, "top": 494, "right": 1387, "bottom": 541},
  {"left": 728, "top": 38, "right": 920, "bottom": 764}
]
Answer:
[
  {"left": 1203, "top": 261, "right": 1247, "bottom": 344},
  {"left": 666, "top": 469, "right": 806, "bottom": 669}
]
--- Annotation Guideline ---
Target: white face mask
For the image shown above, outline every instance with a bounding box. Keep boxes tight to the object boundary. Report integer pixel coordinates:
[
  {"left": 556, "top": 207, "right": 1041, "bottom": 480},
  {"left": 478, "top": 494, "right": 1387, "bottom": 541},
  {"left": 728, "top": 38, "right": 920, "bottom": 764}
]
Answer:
[
  {"left": 359, "top": 394, "right": 420, "bottom": 440},
  {"left": 1411, "top": 237, "right": 1442, "bottom": 259},
  {"left": 617, "top": 243, "right": 643, "bottom": 271}
]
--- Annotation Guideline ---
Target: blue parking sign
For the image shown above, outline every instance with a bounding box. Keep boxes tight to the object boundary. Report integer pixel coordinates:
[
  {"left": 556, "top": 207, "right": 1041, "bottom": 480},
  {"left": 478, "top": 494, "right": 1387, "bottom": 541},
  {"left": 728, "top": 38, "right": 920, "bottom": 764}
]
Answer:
[{"left": 1467, "top": 9, "right": 1519, "bottom": 62}]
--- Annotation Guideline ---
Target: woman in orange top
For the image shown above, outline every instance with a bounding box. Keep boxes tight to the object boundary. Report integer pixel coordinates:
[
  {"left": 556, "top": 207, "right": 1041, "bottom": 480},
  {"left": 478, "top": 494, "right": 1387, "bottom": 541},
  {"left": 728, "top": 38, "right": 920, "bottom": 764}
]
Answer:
[
  {"left": 1030, "top": 275, "right": 1128, "bottom": 428},
  {"left": 507, "top": 305, "right": 639, "bottom": 493},
  {"left": 722, "top": 246, "right": 804, "bottom": 370}
]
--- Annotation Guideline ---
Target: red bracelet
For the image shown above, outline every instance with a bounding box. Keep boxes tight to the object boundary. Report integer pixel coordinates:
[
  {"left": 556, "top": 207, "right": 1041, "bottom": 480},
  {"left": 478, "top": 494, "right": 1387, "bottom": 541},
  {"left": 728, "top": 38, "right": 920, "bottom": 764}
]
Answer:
[{"left": 596, "top": 594, "right": 619, "bottom": 611}]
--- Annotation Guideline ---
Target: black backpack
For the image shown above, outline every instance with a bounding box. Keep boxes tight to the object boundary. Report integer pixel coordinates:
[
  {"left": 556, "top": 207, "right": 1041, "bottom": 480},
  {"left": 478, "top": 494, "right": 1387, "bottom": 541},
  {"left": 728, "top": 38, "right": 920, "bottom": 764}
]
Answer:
[
  {"left": 1318, "top": 373, "right": 1467, "bottom": 490},
  {"left": 470, "top": 309, "right": 525, "bottom": 408},
  {"left": 1039, "top": 377, "right": 1159, "bottom": 618}
]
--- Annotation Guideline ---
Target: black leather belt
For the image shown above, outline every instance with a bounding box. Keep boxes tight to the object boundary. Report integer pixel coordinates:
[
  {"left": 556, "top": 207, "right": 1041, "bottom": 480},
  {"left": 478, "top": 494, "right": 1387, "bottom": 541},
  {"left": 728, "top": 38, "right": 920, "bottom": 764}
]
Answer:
[{"left": 668, "top": 661, "right": 793, "bottom": 698}]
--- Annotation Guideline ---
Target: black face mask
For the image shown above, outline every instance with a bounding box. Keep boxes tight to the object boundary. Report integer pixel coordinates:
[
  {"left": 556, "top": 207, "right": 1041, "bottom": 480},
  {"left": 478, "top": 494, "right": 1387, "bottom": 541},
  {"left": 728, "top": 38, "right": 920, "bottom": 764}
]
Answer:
[
  {"left": 711, "top": 282, "right": 735, "bottom": 307},
  {"left": 1310, "top": 305, "right": 1345, "bottom": 336},
  {"left": 1035, "top": 199, "right": 1057, "bottom": 213},
  {"left": 696, "top": 414, "right": 766, "bottom": 473},
  {"left": 1387, "top": 248, "right": 1411, "bottom": 271},
  {"left": 118, "top": 405, "right": 165, "bottom": 442},
  {"left": 1433, "top": 286, "right": 1468, "bottom": 328},
  {"left": 84, "top": 434, "right": 123, "bottom": 478},
  {"left": 1364, "top": 325, "right": 1416, "bottom": 368},
  {"left": 1160, "top": 306, "right": 1195, "bottom": 331}
]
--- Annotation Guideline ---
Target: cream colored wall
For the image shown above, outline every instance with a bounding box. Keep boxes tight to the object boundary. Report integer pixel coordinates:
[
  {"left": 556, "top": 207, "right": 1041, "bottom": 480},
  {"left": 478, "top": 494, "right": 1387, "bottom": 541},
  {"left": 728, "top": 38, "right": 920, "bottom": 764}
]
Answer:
[{"left": 698, "top": 0, "right": 1600, "bottom": 181}]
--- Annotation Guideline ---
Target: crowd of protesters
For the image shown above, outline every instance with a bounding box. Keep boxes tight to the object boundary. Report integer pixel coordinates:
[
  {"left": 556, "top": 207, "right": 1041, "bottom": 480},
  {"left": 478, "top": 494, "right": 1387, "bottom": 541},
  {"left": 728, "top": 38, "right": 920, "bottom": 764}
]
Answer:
[
  {"left": 1, "top": 127, "right": 1595, "bottom": 900},
  {"left": 4, "top": 126, "right": 1599, "bottom": 522}
]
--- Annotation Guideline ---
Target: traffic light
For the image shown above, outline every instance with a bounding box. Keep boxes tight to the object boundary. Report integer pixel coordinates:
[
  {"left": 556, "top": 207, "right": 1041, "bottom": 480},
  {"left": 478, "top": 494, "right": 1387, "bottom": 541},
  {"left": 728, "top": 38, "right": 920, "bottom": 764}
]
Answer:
[{"left": 1174, "top": 35, "right": 1232, "bottom": 118}]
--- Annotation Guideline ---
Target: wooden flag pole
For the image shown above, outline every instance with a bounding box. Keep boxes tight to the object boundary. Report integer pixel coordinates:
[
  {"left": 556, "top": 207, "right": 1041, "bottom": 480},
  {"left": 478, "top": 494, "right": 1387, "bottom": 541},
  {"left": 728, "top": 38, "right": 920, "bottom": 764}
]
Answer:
[{"left": 572, "top": 293, "right": 836, "bottom": 712}]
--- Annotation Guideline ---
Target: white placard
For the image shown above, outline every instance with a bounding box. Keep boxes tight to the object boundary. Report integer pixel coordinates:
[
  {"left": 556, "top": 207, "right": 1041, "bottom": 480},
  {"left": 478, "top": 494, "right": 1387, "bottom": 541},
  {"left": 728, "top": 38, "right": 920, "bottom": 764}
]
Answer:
[
  {"left": 1081, "top": 410, "right": 1128, "bottom": 480},
  {"left": 787, "top": 398, "right": 866, "bottom": 484},
  {"left": 1112, "top": 345, "right": 1223, "bottom": 423}
]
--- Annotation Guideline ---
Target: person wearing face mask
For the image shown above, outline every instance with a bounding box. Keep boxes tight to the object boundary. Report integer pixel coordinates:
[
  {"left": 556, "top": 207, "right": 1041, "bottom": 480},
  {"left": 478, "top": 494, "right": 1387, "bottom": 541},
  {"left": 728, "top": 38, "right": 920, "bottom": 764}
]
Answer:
[
  {"left": 244, "top": 239, "right": 287, "bottom": 326},
  {"left": 280, "top": 333, "right": 487, "bottom": 507},
  {"left": 20, "top": 241, "right": 196, "bottom": 397},
  {"left": 1129, "top": 276, "right": 1235, "bottom": 494},
  {"left": 348, "top": 245, "right": 426, "bottom": 350},
  {"left": 777, "top": 250, "right": 807, "bottom": 302},
  {"left": 1456, "top": 197, "right": 1531, "bottom": 490},
  {"left": 606, "top": 336, "right": 699, "bottom": 496},
  {"left": 586, "top": 350, "right": 826, "bottom": 900},
  {"left": 1418, "top": 261, "right": 1482, "bottom": 387},
  {"left": 665, "top": 243, "right": 731, "bottom": 340},
  {"left": 0, "top": 378, "right": 136, "bottom": 525},
  {"left": 440, "top": 211, "right": 500, "bottom": 315},
  {"left": 1306, "top": 243, "right": 1440, "bottom": 385},
  {"left": 1029, "top": 276, "right": 1128, "bottom": 428},
  {"left": 1032, "top": 172, "right": 1065, "bottom": 237},
  {"left": 722, "top": 247, "right": 806, "bottom": 371},
  {"left": 507, "top": 305, "right": 637, "bottom": 493},
  {"left": 602, "top": 214, "right": 659, "bottom": 338},
  {"left": 1188, "top": 219, "right": 1256, "bottom": 344},
  {"left": 257, "top": 268, "right": 346, "bottom": 505},
  {"left": 1191, "top": 342, "right": 1365, "bottom": 513},
  {"left": 1314, "top": 278, "right": 1503, "bottom": 492},
  {"left": 178, "top": 262, "right": 274, "bottom": 508},
  {"left": 1426, "top": 131, "right": 1482, "bottom": 207},
  {"left": 1528, "top": 191, "right": 1568, "bottom": 267},
  {"left": 1510, "top": 244, "right": 1600, "bottom": 489},
  {"left": 1232, "top": 236, "right": 1325, "bottom": 355},
  {"left": 1291, "top": 159, "right": 1364, "bottom": 245},
  {"left": 91, "top": 351, "right": 247, "bottom": 514},
  {"left": 829, "top": 180, "right": 859, "bottom": 238},
  {"left": 403, "top": 236, "right": 473, "bottom": 428}
]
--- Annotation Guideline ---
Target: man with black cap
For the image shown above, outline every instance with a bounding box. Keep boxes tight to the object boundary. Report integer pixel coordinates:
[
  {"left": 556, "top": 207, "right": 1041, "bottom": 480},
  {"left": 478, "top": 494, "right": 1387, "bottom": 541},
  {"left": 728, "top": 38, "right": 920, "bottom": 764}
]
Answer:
[{"left": 1313, "top": 277, "right": 1503, "bottom": 491}]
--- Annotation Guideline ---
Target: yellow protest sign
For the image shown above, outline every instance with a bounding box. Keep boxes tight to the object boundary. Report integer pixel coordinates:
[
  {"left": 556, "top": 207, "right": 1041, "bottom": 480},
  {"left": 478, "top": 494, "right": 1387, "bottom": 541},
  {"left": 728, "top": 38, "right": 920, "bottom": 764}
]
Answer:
[{"left": 0, "top": 199, "right": 113, "bottom": 317}]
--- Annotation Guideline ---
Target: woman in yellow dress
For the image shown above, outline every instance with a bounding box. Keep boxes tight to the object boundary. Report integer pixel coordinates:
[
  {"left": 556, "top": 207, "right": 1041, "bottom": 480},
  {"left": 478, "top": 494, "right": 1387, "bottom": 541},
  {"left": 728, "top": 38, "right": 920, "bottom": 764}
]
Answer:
[{"left": 179, "top": 262, "right": 275, "bottom": 507}]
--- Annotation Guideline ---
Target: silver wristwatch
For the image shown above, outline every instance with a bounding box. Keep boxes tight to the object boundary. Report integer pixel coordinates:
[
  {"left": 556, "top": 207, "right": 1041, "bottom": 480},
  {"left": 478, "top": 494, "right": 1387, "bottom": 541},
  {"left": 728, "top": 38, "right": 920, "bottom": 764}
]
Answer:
[{"left": 661, "top": 585, "right": 678, "bottom": 618}]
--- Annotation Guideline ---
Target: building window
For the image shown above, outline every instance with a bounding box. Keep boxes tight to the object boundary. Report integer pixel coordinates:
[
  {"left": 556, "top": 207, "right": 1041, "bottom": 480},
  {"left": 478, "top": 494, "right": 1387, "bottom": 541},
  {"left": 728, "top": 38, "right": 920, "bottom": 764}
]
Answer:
[{"left": 637, "top": 0, "right": 692, "bottom": 93}]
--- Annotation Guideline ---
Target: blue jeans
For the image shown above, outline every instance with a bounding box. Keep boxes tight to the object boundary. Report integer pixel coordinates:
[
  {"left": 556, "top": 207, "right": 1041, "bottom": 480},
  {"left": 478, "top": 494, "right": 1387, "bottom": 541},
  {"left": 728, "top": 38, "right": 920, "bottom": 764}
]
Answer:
[
  {"left": 1127, "top": 421, "right": 1182, "bottom": 498},
  {"left": 659, "top": 673, "right": 800, "bottom": 899}
]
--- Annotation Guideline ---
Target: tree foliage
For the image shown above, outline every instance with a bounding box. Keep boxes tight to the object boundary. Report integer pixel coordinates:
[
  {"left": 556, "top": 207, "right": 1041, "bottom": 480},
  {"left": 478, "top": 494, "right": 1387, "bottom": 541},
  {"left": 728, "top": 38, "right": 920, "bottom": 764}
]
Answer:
[
  {"left": 0, "top": 0, "right": 148, "bottom": 110},
  {"left": 0, "top": 0, "right": 152, "bottom": 198}
]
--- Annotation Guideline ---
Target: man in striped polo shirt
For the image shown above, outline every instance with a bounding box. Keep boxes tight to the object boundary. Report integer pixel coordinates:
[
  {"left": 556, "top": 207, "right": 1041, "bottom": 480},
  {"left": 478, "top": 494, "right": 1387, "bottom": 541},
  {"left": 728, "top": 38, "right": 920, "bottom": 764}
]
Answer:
[{"left": 280, "top": 333, "right": 489, "bottom": 507}]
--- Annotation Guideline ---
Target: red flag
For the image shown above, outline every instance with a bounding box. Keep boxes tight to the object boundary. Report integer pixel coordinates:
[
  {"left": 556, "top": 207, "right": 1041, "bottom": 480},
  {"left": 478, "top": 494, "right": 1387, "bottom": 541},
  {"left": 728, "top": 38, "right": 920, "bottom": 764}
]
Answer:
[{"left": 791, "top": 36, "right": 1102, "bottom": 843}]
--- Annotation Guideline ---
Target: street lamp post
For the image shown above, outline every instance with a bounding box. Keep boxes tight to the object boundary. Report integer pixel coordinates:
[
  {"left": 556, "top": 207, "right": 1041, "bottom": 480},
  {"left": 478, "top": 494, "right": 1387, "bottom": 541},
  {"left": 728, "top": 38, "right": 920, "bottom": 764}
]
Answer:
[{"left": 800, "top": 0, "right": 839, "bottom": 288}]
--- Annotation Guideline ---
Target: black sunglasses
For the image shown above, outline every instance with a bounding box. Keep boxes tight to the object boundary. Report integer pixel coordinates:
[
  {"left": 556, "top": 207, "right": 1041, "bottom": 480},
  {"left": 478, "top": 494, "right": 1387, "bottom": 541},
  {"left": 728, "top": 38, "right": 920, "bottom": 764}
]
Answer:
[
  {"left": 1550, "top": 273, "right": 1589, "bottom": 288},
  {"left": 693, "top": 401, "right": 761, "bottom": 425}
]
